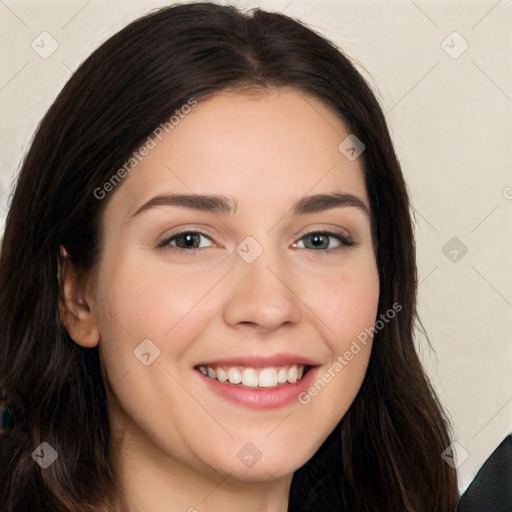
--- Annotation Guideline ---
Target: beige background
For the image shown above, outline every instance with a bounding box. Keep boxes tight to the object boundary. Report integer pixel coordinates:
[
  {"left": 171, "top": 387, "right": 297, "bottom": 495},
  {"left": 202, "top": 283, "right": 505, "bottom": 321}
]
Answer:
[{"left": 1, "top": 0, "right": 511, "bottom": 493}]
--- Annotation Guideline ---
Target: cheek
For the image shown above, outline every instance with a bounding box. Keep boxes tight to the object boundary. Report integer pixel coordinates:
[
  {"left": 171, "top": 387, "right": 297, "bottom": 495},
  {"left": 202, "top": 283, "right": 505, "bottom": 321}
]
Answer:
[
  {"left": 95, "top": 255, "right": 212, "bottom": 340},
  {"left": 276, "top": 278, "right": 378, "bottom": 478},
  {"left": 93, "top": 254, "right": 224, "bottom": 384},
  {"left": 307, "top": 254, "right": 380, "bottom": 344},
  {"left": 301, "top": 255, "right": 379, "bottom": 410}
]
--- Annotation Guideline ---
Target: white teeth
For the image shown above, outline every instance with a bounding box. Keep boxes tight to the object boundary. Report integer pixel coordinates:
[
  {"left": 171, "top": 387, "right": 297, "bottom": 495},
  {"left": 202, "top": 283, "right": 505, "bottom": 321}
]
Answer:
[
  {"left": 199, "top": 364, "right": 306, "bottom": 388},
  {"left": 228, "top": 367, "right": 242, "bottom": 384},
  {"left": 287, "top": 366, "right": 298, "bottom": 384},
  {"left": 258, "top": 367, "right": 278, "bottom": 388},
  {"left": 242, "top": 368, "right": 259, "bottom": 387},
  {"left": 277, "top": 367, "right": 287, "bottom": 384},
  {"left": 216, "top": 366, "right": 228, "bottom": 382}
]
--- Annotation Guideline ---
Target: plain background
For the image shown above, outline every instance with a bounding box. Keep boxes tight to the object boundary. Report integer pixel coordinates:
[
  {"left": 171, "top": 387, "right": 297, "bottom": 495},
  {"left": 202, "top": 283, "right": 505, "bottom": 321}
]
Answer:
[{"left": 0, "top": 0, "right": 511, "bottom": 494}]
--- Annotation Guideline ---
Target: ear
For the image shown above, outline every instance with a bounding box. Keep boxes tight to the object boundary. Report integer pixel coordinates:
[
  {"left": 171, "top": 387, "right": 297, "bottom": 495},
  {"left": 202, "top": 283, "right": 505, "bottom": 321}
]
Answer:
[{"left": 57, "top": 246, "right": 100, "bottom": 348}]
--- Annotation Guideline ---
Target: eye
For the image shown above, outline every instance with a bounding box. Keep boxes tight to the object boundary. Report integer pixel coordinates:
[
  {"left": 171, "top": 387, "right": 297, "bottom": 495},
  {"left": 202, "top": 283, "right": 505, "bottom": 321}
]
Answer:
[
  {"left": 157, "top": 230, "right": 214, "bottom": 255},
  {"left": 157, "top": 229, "right": 355, "bottom": 256},
  {"left": 292, "top": 230, "right": 355, "bottom": 253}
]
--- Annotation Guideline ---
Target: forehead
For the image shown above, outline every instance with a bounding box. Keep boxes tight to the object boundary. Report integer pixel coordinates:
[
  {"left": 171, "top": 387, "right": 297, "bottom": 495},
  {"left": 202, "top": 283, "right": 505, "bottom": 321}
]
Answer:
[{"left": 106, "top": 88, "right": 369, "bottom": 218}]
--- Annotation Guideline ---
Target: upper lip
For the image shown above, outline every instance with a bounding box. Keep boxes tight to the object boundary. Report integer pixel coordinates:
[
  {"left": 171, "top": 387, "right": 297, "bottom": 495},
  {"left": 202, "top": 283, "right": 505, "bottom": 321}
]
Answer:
[{"left": 195, "top": 353, "right": 322, "bottom": 368}]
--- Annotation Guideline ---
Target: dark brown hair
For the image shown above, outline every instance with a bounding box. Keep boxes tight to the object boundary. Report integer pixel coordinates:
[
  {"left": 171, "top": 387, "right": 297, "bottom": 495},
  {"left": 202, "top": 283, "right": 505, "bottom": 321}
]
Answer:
[{"left": 0, "top": 3, "right": 459, "bottom": 511}]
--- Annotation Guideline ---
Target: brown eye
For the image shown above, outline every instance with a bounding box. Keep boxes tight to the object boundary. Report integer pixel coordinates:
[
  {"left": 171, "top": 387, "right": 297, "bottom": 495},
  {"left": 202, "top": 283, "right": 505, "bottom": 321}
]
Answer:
[{"left": 158, "top": 231, "right": 214, "bottom": 254}]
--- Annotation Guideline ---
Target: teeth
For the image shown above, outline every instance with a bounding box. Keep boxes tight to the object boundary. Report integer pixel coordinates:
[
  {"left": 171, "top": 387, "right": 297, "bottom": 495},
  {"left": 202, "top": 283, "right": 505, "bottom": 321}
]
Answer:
[
  {"left": 287, "top": 365, "right": 298, "bottom": 384},
  {"left": 199, "top": 364, "right": 307, "bottom": 388},
  {"left": 228, "top": 367, "right": 242, "bottom": 384},
  {"left": 216, "top": 366, "right": 228, "bottom": 382},
  {"left": 258, "top": 368, "right": 278, "bottom": 388},
  {"left": 242, "top": 368, "right": 259, "bottom": 387}
]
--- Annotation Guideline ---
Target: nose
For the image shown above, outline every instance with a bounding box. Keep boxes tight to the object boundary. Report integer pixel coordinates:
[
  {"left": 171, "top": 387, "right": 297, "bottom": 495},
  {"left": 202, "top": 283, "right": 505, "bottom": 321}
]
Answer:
[{"left": 222, "top": 246, "right": 303, "bottom": 333}]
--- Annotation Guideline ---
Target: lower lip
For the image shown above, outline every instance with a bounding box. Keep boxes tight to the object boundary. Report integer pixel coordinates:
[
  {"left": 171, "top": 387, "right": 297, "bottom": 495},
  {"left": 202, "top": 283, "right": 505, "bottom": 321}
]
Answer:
[{"left": 196, "top": 367, "right": 319, "bottom": 409}]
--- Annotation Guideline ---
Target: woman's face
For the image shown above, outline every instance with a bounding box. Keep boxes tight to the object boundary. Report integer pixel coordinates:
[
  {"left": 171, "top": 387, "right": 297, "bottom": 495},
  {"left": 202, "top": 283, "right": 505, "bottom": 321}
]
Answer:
[{"left": 86, "top": 88, "right": 379, "bottom": 484}]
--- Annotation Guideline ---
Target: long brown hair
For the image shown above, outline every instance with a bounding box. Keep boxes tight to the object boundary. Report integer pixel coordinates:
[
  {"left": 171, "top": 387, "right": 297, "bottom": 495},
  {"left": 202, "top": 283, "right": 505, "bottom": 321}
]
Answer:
[{"left": 0, "top": 3, "right": 459, "bottom": 511}]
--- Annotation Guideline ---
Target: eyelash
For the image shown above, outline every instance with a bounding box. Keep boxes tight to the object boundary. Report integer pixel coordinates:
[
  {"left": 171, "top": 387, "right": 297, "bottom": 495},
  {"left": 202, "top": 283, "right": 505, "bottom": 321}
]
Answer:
[{"left": 157, "top": 229, "right": 355, "bottom": 256}]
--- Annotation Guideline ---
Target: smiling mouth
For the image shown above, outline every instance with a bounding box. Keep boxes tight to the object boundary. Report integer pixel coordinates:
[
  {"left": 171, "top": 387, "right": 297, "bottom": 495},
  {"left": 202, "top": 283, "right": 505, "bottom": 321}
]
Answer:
[{"left": 195, "top": 364, "right": 312, "bottom": 388}]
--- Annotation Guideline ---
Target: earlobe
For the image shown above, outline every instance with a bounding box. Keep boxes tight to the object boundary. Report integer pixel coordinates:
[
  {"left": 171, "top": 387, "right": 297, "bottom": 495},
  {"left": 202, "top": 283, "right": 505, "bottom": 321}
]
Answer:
[{"left": 57, "top": 246, "right": 100, "bottom": 348}]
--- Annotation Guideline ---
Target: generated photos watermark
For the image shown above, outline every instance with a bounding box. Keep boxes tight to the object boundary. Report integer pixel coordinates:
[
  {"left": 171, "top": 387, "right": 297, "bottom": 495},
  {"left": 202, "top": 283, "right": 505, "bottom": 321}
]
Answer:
[{"left": 298, "top": 302, "right": 402, "bottom": 405}]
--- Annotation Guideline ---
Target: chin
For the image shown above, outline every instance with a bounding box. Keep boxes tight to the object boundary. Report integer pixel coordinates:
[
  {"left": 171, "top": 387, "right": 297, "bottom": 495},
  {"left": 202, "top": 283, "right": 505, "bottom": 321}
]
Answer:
[{"left": 204, "top": 445, "right": 311, "bottom": 484}]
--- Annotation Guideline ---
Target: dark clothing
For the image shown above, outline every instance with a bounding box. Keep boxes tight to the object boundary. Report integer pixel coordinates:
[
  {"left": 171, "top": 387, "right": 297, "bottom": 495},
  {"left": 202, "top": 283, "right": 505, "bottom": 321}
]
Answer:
[{"left": 458, "top": 434, "right": 512, "bottom": 512}]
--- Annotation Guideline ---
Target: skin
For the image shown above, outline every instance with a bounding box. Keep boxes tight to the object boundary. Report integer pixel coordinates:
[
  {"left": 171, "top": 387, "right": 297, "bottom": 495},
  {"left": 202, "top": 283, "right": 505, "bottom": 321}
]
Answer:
[{"left": 59, "top": 87, "right": 380, "bottom": 512}]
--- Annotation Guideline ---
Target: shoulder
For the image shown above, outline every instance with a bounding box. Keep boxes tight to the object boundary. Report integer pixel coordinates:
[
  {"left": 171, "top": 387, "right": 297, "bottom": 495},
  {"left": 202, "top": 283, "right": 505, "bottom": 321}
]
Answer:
[{"left": 457, "top": 434, "right": 512, "bottom": 512}]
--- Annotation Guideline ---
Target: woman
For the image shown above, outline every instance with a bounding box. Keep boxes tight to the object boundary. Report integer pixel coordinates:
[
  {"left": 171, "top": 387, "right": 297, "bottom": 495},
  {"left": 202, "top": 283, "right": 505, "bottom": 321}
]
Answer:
[{"left": 0, "top": 2, "right": 459, "bottom": 511}]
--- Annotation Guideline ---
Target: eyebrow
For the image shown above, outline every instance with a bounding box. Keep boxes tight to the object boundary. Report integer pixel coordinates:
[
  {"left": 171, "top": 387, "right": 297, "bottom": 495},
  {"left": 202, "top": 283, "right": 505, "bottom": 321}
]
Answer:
[{"left": 130, "top": 192, "right": 370, "bottom": 218}]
